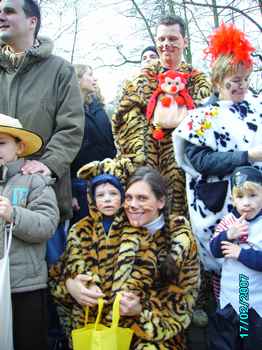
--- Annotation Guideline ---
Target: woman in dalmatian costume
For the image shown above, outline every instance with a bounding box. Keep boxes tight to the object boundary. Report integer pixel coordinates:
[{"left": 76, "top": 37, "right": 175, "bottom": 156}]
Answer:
[{"left": 173, "top": 23, "right": 262, "bottom": 273}]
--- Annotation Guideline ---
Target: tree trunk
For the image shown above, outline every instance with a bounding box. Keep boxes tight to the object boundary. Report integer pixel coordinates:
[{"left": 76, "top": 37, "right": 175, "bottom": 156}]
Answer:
[
  {"left": 167, "top": 0, "right": 176, "bottom": 15},
  {"left": 182, "top": 0, "right": 192, "bottom": 64},
  {"left": 70, "top": 6, "right": 78, "bottom": 64},
  {"left": 211, "top": 0, "right": 219, "bottom": 28}
]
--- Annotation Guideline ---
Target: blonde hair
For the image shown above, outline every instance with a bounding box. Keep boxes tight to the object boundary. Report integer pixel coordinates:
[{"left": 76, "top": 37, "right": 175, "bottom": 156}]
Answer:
[
  {"left": 74, "top": 64, "right": 104, "bottom": 105},
  {"left": 232, "top": 181, "right": 262, "bottom": 199},
  {"left": 211, "top": 55, "right": 253, "bottom": 90}
]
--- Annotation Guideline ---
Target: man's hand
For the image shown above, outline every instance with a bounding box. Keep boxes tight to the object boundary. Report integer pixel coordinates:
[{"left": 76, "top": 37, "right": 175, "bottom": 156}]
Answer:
[
  {"left": 66, "top": 274, "right": 105, "bottom": 307},
  {"left": 221, "top": 241, "right": 241, "bottom": 259},
  {"left": 0, "top": 196, "right": 13, "bottom": 223},
  {"left": 248, "top": 146, "right": 262, "bottom": 162},
  {"left": 119, "top": 292, "right": 142, "bottom": 316},
  {"left": 227, "top": 214, "right": 248, "bottom": 240},
  {"left": 21, "top": 160, "right": 51, "bottom": 176}
]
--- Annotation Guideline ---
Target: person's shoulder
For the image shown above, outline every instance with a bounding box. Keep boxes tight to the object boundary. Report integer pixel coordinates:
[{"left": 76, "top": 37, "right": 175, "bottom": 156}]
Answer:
[
  {"left": 48, "top": 54, "right": 75, "bottom": 74},
  {"left": 245, "top": 91, "right": 261, "bottom": 107},
  {"left": 36, "top": 37, "right": 75, "bottom": 71},
  {"left": 166, "top": 215, "right": 192, "bottom": 237},
  {"left": 129, "top": 64, "right": 160, "bottom": 85},
  {"left": 28, "top": 173, "right": 55, "bottom": 189},
  {"left": 167, "top": 215, "right": 197, "bottom": 251}
]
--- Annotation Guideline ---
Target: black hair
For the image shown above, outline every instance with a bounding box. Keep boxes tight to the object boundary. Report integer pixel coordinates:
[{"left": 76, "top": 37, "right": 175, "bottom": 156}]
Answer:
[
  {"left": 157, "top": 15, "right": 186, "bottom": 38},
  {"left": 126, "top": 166, "right": 167, "bottom": 202},
  {"left": 140, "top": 45, "right": 159, "bottom": 61},
  {"left": 22, "top": 0, "right": 41, "bottom": 38}
]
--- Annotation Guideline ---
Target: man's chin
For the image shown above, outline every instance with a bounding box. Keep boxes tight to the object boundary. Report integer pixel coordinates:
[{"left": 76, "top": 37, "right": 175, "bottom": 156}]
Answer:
[{"left": 0, "top": 33, "right": 12, "bottom": 44}]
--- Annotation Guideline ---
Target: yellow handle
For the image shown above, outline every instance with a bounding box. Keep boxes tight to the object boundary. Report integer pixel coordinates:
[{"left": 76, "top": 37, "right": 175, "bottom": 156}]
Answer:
[
  {"left": 95, "top": 298, "right": 104, "bottom": 329},
  {"left": 84, "top": 298, "right": 104, "bottom": 328},
  {"left": 111, "top": 293, "right": 121, "bottom": 328}
]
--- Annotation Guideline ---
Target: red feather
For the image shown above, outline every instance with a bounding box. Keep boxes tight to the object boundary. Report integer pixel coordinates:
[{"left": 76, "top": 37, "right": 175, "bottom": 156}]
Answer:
[{"left": 204, "top": 23, "right": 255, "bottom": 67}]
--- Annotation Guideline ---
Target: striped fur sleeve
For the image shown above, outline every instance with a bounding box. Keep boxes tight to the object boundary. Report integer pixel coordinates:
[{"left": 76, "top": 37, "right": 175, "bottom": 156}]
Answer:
[
  {"left": 132, "top": 217, "right": 200, "bottom": 341},
  {"left": 112, "top": 228, "right": 157, "bottom": 298}
]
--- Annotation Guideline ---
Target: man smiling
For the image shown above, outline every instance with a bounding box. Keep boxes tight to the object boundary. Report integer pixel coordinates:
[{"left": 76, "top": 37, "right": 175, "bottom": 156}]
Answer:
[
  {"left": 0, "top": 0, "right": 84, "bottom": 221},
  {"left": 113, "top": 15, "right": 211, "bottom": 218},
  {"left": 156, "top": 16, "right": 188, "bottom": 70}
]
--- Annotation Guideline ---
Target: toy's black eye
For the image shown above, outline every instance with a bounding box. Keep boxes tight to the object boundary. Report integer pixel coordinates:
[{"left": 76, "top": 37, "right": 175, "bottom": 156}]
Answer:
[
  {"left": 167, "top": 81, "right": 172, "bottom": 85},
  {"left": 176, "top": 82, "right": 179, "bottom": 85}
]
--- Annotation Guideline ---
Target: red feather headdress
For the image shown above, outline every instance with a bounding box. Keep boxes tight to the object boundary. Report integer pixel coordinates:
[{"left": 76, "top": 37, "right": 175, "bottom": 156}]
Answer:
[{"left": 204, "top": 23, "right": 255, "bottom": 67}]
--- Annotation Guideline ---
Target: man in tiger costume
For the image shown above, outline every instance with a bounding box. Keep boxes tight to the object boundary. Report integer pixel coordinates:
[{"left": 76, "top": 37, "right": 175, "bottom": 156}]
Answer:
[{"left": 112, "top": 15, "right": 211, "bottom": 218}]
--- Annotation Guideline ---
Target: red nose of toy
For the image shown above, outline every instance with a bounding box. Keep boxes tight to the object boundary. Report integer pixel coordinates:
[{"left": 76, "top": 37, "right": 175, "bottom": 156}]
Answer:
[{"left": 171, "top": 86, "right": 177, "bottom": 93}]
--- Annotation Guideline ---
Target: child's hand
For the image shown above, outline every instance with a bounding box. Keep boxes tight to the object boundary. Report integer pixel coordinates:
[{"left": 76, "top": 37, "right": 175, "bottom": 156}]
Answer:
[
  {"left": 227, "top": 214, "right": 248, "bottom": 240},
  {"left": 248, "top": 146, "right": 262, "bottom": 162},
  {"left": 72, "top": 197, "right": 80, "bottom": 211},
  {"left": 21, "top": 160, "right": 51, "bottom": 176},
  {"left": 0, "top": 196, "right": 13, "bottom": 223},
  {"left": 221, "top": 241, "right": 241, "bottom": 259}
]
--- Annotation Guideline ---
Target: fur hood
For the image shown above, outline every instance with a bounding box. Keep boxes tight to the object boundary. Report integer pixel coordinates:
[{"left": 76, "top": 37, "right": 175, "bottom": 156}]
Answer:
[{"left": 0, "top": 36, "right": 54, "bottom": 71}]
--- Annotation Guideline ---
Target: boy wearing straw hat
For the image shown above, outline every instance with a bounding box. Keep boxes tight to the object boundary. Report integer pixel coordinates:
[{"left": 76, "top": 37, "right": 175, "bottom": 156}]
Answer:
[{"left": 0, "top": 113, "right": 59, "bottom": 350}]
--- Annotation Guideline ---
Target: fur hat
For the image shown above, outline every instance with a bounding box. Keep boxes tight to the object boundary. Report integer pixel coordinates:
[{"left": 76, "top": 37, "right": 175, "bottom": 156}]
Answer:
[{"left": 0, "top": 113, "right": 43, "bottom": 157}]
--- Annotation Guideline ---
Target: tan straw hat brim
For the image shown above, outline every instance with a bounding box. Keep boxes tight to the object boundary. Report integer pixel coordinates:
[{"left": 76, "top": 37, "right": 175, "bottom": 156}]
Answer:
[{"left": 0, "top": 125, "right": 43, "bottom": 157}]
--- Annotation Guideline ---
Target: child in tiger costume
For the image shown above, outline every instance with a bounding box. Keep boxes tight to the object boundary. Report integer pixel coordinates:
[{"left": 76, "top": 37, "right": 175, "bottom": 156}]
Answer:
[{"left": 49, "top": 158, "right": 200, "bottom": 349}]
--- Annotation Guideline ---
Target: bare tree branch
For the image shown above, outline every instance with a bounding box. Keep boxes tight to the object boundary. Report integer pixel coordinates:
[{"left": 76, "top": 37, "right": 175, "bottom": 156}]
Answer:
[
  {"left": 95, "top": 40, "right": 141, "bottom": 68},
  {"left": 183, "top": 0, "right": 262, "bottom": 31},
  {"left": 70, "top": 5, "right": 79, "bottom": 64},
  {"left": 130, "top": 0, "right": 156, "bottom": 45}
]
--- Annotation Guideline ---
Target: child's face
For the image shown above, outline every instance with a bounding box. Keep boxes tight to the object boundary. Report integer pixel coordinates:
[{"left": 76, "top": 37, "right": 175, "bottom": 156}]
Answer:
[
  {"left": 233, "top": 186, "right": 262, "bottom": 220},
  {"left": 219, "top": 65, "right": 251, "bottom": 103},
  {"left": 95, "top": 182, "right": 121, "bottom": 216},
  {"left": 0, "top": 133, "right": 24, "bottom": 164}
]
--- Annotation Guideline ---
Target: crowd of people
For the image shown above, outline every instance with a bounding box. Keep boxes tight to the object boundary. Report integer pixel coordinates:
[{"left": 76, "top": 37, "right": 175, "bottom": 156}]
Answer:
[{"left": 0, "top": 1, "right": 261, "bottom": 350}]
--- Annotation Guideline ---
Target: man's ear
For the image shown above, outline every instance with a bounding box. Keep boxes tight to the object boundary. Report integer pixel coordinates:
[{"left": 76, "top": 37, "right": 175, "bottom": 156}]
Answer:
[
  {"left": 183, "top": 37, "right": 188, "bottom": 48},
  {"left": 29, "top": 16, "right": 37, "bottom": 32}
]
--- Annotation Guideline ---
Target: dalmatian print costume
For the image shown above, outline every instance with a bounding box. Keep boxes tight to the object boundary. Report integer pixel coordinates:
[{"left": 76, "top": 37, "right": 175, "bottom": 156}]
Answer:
[{"left": 173, "top": 93, "right": 262, "bottom": 272}]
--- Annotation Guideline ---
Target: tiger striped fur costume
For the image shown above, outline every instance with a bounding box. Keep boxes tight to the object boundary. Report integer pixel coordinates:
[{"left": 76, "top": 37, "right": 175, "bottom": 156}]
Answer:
[
  {"left": 49, "top": 158, "right": 200, "bottom": 349},
  {"left": 112, "top": 62, "right": 211, "bottom": 217}
]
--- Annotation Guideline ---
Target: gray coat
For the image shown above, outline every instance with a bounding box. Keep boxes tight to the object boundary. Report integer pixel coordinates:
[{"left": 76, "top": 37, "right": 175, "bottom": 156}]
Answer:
[
  {"left": 0, "top": 37, "right": 84, "bottom": 221},
  {"left": 0, "top": 159, "right": 59, "bottom": 293}
]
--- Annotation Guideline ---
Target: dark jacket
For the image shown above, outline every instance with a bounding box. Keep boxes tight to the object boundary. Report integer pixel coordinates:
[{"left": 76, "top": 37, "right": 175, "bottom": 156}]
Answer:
[
  {"left": 0, "top": 37, "right": 84, "bottom": 221},
  {"left": 71, "top": 98, "right": 116, "bottom": 178},
  {"left": 185, "top": 142, "right": 250, "bottom": 177}
]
